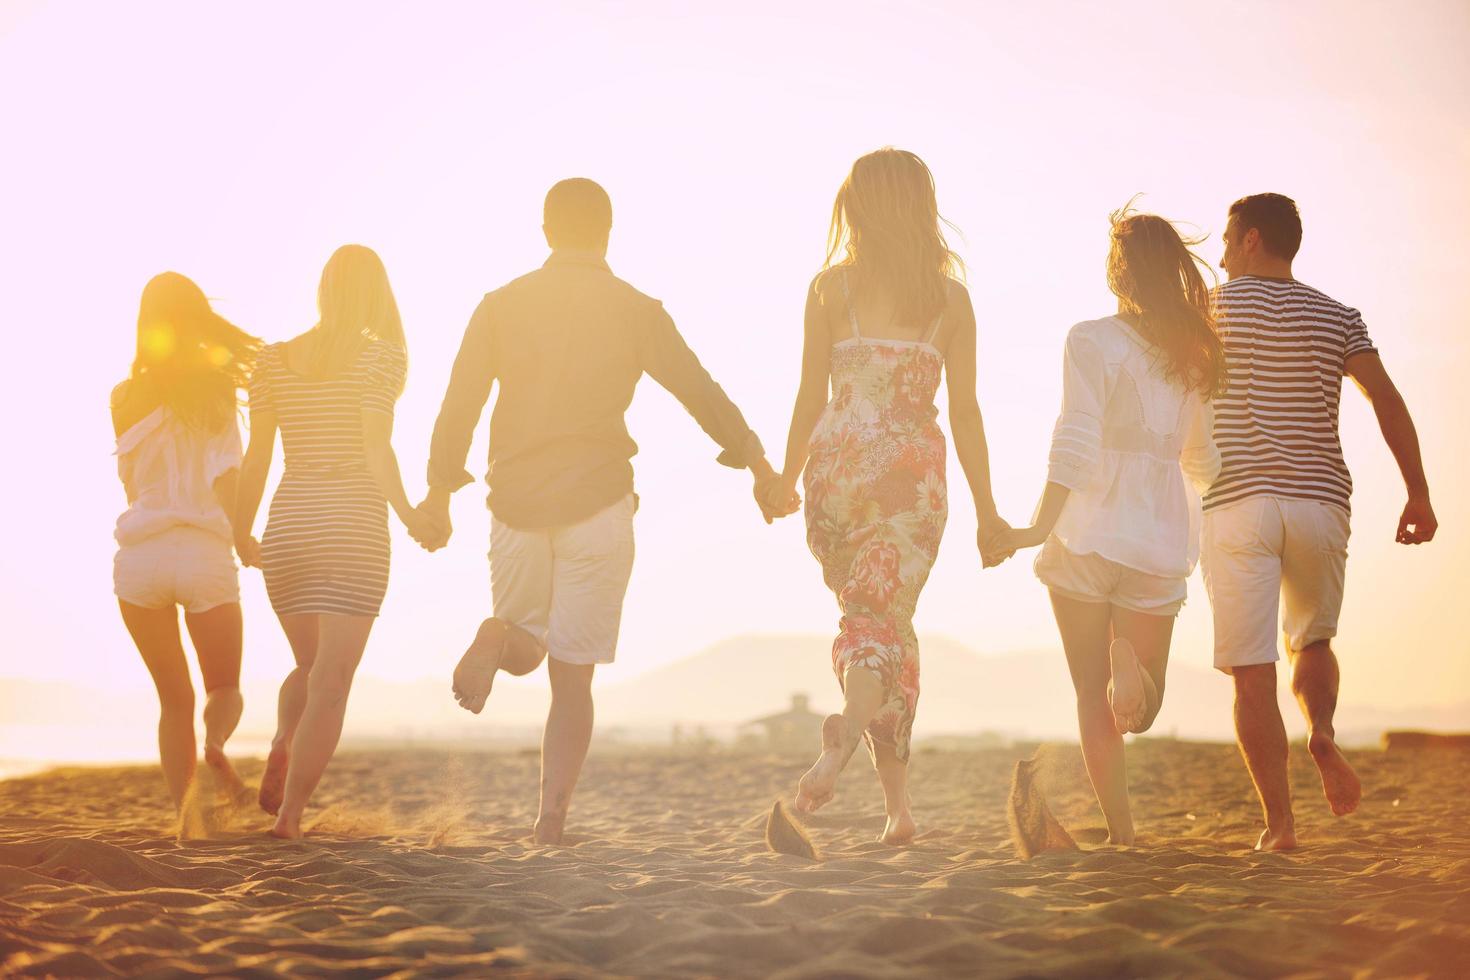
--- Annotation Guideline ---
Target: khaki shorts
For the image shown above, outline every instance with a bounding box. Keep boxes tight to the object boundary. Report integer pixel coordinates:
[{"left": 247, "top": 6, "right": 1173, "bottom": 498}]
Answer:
[
  {"left": 1200, "top": 496, "right": 1349, "bottom": 673},
  {"left": 1034, "top": 536, "right": 1187, "bottom": 616},
  {"left": 490, "top": 494, "right": 636, "bottom": 666},
  {"left": 114, "top": 526, "right": 240, "bottom": 614}
]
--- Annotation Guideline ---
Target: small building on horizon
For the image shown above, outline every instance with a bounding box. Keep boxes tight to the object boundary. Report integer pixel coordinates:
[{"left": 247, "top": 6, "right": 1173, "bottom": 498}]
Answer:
[{"left": 739, "top": 693, "right": 824, "bottom": 751}]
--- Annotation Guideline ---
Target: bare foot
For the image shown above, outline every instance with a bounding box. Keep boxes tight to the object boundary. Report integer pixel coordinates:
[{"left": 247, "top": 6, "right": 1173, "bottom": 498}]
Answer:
[
  {"left": 1107, "top": 638, "right": 1147, "bottom": 735},
  {"left": 270, "top": 812, "right": 304, "bottom": 840},
  {"left": 533, "top": 810, "right": 566, "bottom": 845},
  {"left": 1255, "top": 824, "right": 1297, "bottom": 851},
  {"left": 1308, "top": 730, "right": 1362, "bottom": 816},
  {"left": 453, "top": 618, "right": 507, "bottom": 715},
  {"left": 1107, "top": 828, "right": 1137, "bottom": 847},
  {"left": 795, "top": 714, "right": 850, "bottom": 814},
  {"left": 880, "top": 811, "right": 916, "bottom": 845},
  {"left": 258, "top": 744, "right": 288, "bottom": 816}
]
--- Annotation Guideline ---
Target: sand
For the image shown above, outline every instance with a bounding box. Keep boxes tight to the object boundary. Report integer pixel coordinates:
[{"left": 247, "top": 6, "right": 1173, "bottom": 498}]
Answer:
[{"left": 1, "top": 740, "right": 1467, "bottom": 977}]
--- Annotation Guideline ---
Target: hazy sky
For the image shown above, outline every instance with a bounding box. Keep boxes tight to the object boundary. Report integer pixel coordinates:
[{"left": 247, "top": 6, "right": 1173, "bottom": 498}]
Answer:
[{"left": 2, "top": 1, "right": 1466, "bottom": 741}]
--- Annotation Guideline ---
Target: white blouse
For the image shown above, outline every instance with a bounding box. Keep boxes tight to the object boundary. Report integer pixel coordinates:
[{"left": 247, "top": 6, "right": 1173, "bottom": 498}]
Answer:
[
  {"left": 1046, "top": 316, "right": 1221, "bottom": 578},
  {"left": 114, "top": 397, "right": 243, "bottom": 547}
]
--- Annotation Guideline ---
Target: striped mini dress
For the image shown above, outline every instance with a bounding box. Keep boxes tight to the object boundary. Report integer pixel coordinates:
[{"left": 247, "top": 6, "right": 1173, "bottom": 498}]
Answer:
[{"left": 249, "top": 339, "right": 406, "bottom": 616}]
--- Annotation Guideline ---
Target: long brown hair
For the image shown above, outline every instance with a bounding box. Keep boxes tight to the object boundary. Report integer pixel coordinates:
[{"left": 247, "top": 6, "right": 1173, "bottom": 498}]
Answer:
[
  {"left": 130, "top": 272, "right": 260, "bottom": 431},
  {"left": 306, "top": 244, "right": 406, "bottom": 390},
  {"left": 1106, "top": 205, "right": 1227, "bottom": 396},
  {"left": 824, "top": 148, "right": 964, "bottom": 327}
]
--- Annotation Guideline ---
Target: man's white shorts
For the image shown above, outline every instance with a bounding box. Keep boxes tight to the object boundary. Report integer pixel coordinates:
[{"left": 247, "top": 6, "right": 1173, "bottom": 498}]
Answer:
[
  {"left": 1200, "top": 496, "right": 1349, "bottom": 674},
  {"left": 114, "top": 526, "right": 241, "bottom": 614},
  {"left": 490, "top": 494, "right": 636, "bottom": 666}
]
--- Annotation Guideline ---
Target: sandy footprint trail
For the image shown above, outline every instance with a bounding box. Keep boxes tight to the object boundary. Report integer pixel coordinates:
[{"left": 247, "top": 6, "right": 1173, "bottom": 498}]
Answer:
[{"left": 1, "top": 742, "right": 1467, "bottom": 977}]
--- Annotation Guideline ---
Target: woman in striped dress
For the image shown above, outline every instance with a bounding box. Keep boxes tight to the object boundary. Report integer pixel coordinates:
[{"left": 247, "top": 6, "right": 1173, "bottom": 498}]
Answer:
[{"left": 235, "top": 244, "right": 434, "bottom": 839}]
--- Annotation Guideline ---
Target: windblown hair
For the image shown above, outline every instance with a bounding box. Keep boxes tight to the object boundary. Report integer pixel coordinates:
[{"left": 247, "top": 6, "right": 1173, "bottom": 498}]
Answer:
[
  {"left": 130, "top": 272, "right": 260, "bottom": 431},
  {"left": 824, "top": 148, "right": 964, "bottom": 328},
  {"left": 1106, "top": 205, "right": 1227, "bottom": 397},
  {"left": 307, "top": 244, "right": 406, "bottom": 392}
]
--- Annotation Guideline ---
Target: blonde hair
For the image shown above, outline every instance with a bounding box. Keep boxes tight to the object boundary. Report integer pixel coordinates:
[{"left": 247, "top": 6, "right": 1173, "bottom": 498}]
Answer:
[
  {"left": 1106, "top": 203, "right": 1226, "bottom": 396},
  {"left": 824, "top": 148, "right": 964, "bottom": 326},
  {"left": 131, "top": 272, "right": 260, "bottom": 431},
  {"left": 308, "top": 244, "right": 406, "bottom": 390}
]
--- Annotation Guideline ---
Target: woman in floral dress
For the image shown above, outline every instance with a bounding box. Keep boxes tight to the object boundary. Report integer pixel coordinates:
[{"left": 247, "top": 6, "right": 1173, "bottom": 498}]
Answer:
[{"left": 765, "top": 148, "right": 1008, "bottom": 844}]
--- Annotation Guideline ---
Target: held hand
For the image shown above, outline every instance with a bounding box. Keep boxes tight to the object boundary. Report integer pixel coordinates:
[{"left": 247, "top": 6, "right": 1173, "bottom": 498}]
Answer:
[
  {"left": 1396, "top": 496, "right": 1437, "bottom": 545},
  {"left": 404, "top": 508, "right": 444, "bottom": 552},
  {"left": 976, "top": 512, "right": 1013, "bottom": 568},
  {"left": 754, "top": 473, "right": 801, "bottom": 525},
  {"left": 235, "top": 535, "right": 262, "bottom": 568},
  {"left": 413, "top": 496, "right": 453, "bottom": 551},
  {"left": 987, "top": 525, "right": 1047, "bottom": 563}
]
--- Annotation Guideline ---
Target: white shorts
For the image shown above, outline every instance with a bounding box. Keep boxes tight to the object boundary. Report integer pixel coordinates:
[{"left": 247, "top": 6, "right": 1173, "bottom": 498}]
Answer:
[
  {"left": 114, "top": 526, "right": 240, "bottom": 614},
  {"left": 1200, "top": 496, "right": 1349, "bottom": 673},
  {"left": 490, "top": 494, "right": 636, "bottom": 666},
  {"left": 1034, "top": 536, "right": 1187, "bottom": 616}
]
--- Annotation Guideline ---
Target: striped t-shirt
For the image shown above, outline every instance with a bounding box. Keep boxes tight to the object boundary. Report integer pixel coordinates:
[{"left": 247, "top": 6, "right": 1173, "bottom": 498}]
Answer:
[{"left": 1204, "top": 276, "right": 1377, "bottom": 514}]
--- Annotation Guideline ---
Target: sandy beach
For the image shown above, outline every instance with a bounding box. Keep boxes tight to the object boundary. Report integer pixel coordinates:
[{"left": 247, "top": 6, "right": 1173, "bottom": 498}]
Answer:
[{"left": 1, "top": 739, "right": 1467, "bottom": 977}]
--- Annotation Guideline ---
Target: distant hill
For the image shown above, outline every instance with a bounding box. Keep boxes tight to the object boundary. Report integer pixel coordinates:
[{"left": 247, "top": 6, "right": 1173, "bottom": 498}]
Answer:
[
  {"left": 3, "top": 636, "right": 1465, "bottom": 768},
  {"left": 594, "top": 633, "right": 1220, "bottom": 740},
  {"left": 590, "top": 634, "right": 1469, "bottom": 745}
]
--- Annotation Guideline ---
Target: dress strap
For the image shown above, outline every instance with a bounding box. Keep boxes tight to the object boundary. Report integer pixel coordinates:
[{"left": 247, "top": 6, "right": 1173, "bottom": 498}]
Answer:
[
  {"left": 922, "top": 311, "right": 944, "bottom": 346},
  {"left": 838, "top": 269, "right": 861, "bottom": 340}
]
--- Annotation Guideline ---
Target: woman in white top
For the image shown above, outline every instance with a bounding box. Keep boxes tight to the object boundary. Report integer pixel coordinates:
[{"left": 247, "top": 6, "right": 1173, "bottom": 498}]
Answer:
[
  {"left": 112, "top": 272, "right": 261, "bottom": 810},
  {"left": 993, "top": 209, "right": 1224, "bottom": 846}
]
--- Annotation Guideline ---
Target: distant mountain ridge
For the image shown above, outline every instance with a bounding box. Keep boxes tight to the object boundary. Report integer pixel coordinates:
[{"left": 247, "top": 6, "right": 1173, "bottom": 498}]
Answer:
[{"left": 3, "top": 636, "right": 1465, "bottom": 767}]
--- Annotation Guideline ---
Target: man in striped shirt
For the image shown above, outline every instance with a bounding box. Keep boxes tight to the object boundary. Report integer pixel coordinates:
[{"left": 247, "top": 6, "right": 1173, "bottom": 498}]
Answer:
[{"left": 1202, "top": 193, "right": 1437, "bottom": 851}]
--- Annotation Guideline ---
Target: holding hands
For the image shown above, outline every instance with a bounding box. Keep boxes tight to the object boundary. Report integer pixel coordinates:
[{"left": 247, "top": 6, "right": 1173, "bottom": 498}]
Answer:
[
  {"left": 411, "top": 489, "right": 453, "bottom": 552},
  {"left": 235, "top": 534, "right": 262, "bottom": 568},
  {"left": 984, "top": 523, "right": 1047, "bottom": 564},
  {"left": 976, "top": 511, "right": 1015, "bottom": 569},
  {"left": 755, "top": 472, "right": 801, "bottom": 524}
]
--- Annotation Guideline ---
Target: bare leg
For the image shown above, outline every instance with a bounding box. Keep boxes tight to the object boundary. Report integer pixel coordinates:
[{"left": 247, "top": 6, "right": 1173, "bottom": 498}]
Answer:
[
  {"left": 119, "top": 601, "right": 196, "bottom": 809},
  {"left": 453, "top": 617, "right": 548, "bottom": 714},
  {"left": 872, "top": 741, "right": 915, "bottom": 845},
  {"left": 260, "top": 612, "right": 319, "bottom": 815},
  {"left": 272, "top": 614, "right": 374, "bottom": 839},
  {"left": 1050, "top": 592, "right": 1134, "bottom": 845},
  {"left": 795, "top": 666, "right": 883, "bottom": 814},
  {"left": 535, "top": 657, "right": 596, "bottom": 845},
  {"left": 1290, "top": 638, "right": 1360, "bottom": 816},
  {"left": 1232, "top": 663, "right": 1296, "bottom": 850},
  {"left": 1109, "top": 606, "right": 1175, "bottom": 734},
  {"left": 184, "top": 603, "right": 245, "bottom": 795}
]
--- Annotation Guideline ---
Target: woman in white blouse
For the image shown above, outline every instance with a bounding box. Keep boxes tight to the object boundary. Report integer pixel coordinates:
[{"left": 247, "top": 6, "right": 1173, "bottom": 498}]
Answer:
[
  {"left": 993, "top": 209, "right": 1225, "bottom": 846},
  {"left": 112, "top": 273, "right": 261, "bottom": 810}
]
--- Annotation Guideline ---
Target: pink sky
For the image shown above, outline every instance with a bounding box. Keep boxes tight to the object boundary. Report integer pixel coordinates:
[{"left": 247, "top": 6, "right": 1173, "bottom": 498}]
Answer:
[{"left": 1, "top": 1, "right": 1466, "bottom": 758}]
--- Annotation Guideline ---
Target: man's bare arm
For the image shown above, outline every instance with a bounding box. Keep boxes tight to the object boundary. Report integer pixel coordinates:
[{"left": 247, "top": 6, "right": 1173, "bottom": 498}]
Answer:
[{"left": 1346, "top": 351, "right": 1436, "bottom": 544}]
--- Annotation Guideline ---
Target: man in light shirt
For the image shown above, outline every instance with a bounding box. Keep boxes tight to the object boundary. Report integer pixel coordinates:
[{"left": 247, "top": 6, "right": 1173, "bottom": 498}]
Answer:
[{"left": 418, "top": 178, "right": 790, "bottom": 844}]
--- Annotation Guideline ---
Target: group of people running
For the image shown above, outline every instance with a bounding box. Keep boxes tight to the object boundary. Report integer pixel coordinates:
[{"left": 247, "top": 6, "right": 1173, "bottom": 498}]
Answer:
[{"left": 111, "top": 148, "right": 1436, "bottom": 851}]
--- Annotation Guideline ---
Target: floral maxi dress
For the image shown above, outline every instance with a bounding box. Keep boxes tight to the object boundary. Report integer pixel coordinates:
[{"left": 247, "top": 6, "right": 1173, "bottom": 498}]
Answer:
[{"left": 803, "top": 277, "right": 947, "bottom": 764}]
